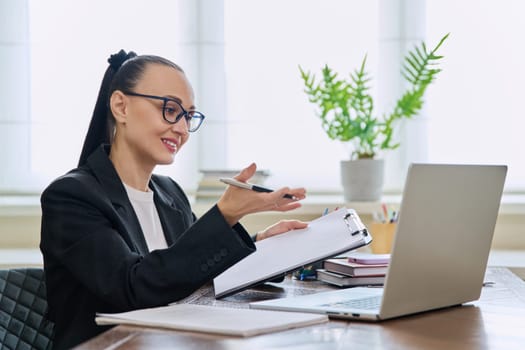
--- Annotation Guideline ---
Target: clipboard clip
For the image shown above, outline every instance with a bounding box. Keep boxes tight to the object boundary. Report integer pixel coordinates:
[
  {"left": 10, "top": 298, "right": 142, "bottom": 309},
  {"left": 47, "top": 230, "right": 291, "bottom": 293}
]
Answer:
[{"left": 343, "top": 210, "right": 369, "bottom": 237}]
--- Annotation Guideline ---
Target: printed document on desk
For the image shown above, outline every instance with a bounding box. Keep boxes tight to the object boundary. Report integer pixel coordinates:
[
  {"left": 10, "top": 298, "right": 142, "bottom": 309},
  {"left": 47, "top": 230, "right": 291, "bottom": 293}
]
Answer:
[
  {"left": 214, "top": 208, "right": 372, "bottom": 298},
  {"left": 96, "top": 304, "right": 328, "bottom": 337}
]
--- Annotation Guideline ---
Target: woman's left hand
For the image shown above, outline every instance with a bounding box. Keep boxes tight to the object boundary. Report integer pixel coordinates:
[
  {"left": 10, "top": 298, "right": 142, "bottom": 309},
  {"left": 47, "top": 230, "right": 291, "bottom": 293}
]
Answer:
[{"left": 255, "top": 220, "right": 308, "bottom": 241}]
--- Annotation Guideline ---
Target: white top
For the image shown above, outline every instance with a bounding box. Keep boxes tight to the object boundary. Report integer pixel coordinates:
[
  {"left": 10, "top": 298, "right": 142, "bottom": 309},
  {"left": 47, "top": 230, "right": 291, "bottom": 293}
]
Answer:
[{"left": 123, "top": 183, "right": 168, "bottom": 252}]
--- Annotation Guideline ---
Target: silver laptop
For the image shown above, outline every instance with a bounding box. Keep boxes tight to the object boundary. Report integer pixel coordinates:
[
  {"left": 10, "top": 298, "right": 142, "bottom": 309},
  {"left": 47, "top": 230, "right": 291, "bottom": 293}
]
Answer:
[{"left": 250, "top": 164, "right": 507, "bottom": 321}]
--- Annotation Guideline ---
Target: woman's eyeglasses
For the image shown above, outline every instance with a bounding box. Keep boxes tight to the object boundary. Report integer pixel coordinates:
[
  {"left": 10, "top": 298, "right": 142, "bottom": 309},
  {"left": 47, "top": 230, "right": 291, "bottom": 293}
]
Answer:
[{"left": 121, "top": 91, "right": 205, "bottom": 132}]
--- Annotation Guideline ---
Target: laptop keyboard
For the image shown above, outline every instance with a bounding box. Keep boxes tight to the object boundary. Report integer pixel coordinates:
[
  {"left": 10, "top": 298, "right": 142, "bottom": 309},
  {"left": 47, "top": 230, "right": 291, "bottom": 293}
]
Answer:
[{"left": 320, "top": 295, "right": 382, "bottom": 310}]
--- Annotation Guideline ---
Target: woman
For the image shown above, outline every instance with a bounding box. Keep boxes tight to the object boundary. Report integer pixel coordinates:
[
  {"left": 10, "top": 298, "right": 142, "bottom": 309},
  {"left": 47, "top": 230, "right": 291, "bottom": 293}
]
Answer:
[{"left": 40, "top": 50, "right": 307, "bottom": 349}]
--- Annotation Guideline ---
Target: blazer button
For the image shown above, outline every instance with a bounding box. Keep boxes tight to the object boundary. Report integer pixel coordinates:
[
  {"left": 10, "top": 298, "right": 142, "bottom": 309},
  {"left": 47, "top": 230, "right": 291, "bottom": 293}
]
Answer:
[
  {"left": 214, "top": 253, "right": 221, "bottom": 262},
  {"left": 207, "top": 259, "right": 215, "bottom": 267},
  {"left": 200, "top": 264, "right": 208, "bottom": 272},
  {"left": 220, "top": 248, "right": 228, "bottom": 257}
]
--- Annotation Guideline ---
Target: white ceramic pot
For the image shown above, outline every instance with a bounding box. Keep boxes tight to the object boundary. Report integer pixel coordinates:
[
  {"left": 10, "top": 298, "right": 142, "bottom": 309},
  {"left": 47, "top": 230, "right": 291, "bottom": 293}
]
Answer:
[{"left": 340, "top": 159, "right": 384, "bottom": 201}]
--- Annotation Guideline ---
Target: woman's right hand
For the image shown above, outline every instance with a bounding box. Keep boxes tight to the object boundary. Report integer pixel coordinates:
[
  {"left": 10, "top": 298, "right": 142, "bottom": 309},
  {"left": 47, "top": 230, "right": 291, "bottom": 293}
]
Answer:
[{"left": 217, "top": 163, "right": 306, "bottom": 226}]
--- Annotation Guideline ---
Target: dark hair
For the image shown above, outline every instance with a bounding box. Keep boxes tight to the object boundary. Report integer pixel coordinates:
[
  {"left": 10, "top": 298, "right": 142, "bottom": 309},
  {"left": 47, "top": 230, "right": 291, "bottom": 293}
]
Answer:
[{"left": 77, "top": 50, "right": 183, "bottom": 166}]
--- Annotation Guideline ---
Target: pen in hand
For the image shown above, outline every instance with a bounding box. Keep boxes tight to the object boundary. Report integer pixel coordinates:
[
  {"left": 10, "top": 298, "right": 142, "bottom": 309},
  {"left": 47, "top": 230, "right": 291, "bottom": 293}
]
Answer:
[{"left": 219, "top": 178, "right": 295, "bottom": 199}]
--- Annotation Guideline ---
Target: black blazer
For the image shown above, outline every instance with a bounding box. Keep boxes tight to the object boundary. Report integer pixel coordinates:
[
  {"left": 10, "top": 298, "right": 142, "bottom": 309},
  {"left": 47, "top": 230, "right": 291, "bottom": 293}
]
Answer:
[{"left": 40, "top": 145, "right": 256, "bottom": 350}]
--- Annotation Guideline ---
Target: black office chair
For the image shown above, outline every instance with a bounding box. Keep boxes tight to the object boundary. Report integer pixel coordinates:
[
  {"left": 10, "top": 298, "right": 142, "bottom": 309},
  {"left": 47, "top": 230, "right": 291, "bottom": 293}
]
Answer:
[{"left": 0, "top": 268, "right": 54, "bottom": 350}]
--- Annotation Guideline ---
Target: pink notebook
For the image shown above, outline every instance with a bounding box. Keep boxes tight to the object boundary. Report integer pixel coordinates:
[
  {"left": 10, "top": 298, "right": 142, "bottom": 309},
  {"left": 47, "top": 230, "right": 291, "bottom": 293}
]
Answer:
[{"left": 346, "top": 252, "right": 390, "bottom": 265}]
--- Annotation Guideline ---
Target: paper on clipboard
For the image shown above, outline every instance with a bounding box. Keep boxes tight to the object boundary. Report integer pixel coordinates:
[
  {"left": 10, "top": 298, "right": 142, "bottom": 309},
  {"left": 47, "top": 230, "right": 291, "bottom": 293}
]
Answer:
[{"left": 213, "top": 207, "right": 371, "bottom": 298}]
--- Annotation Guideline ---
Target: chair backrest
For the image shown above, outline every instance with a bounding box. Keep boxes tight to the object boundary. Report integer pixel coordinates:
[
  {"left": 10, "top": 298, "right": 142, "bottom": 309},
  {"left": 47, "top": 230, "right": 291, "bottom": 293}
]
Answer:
[{"left": 0, "top": 268, "right": 54, "bottom": 350}]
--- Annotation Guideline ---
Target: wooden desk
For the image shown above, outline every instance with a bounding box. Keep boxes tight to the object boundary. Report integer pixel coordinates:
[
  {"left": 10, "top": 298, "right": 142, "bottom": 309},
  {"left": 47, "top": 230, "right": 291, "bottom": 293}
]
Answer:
[{"left": 75, "top": 267, "right": 525, "bottom": 349}]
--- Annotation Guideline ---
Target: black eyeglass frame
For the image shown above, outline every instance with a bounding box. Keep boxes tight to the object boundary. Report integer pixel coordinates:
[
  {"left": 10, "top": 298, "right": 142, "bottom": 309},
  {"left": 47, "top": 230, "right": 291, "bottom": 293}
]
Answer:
[{"left": 121, "top": 91, "right": 205, "bottom": 132}]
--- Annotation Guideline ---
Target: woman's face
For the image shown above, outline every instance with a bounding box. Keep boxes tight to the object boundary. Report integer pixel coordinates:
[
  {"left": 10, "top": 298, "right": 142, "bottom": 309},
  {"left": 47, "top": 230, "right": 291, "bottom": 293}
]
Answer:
[{"left": 116, "top": 63, "right": 194, "bottom": 167}]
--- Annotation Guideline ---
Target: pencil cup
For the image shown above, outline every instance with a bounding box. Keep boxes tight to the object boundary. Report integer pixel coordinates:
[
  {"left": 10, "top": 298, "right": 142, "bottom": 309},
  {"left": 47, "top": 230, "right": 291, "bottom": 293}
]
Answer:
[{"left": 369, "top": 223, "right": 396, "bottom": 254}]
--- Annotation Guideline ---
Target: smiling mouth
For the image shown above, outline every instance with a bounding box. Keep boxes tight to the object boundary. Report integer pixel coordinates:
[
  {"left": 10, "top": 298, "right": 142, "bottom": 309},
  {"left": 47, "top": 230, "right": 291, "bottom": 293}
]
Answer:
[{"left": 162, "top": 139, "right": 178, "bottom": 153}]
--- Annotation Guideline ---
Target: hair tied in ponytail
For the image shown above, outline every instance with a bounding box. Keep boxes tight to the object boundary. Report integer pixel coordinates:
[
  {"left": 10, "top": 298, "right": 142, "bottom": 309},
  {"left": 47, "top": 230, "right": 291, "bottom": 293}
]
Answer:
[{"left": 108, "top": 49, "right": 136, "bottom": 71}]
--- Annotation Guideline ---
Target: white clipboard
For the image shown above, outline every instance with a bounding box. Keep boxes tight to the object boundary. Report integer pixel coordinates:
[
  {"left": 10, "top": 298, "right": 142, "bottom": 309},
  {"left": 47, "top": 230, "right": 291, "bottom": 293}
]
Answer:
[{"left": 213, "top": 208, "right": 372, "bottom": 298}]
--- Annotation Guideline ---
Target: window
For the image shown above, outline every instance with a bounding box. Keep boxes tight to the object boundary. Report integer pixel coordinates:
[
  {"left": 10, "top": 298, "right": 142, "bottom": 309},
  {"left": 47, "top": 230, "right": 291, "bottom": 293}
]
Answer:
[
  {"left": 223, "top": 0, "right": 379, "bottom": 191},
  {"left": 28, "top": 0, "right": 196, "bottom": 191},
  {"left": 426, "top": 0, "right": 525, "bottom": 191},
  {"left": 7, "top": 0, "right": 523, "bottom": 195}
]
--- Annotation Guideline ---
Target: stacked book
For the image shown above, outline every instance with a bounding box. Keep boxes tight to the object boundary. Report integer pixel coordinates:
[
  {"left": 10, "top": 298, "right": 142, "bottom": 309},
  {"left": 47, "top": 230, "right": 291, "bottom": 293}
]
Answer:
[
  {"left": 317, "top": 252, "right": 390, "bottom": 287},
  {"left": 196, "top": 169, "right": 270, "bottom": 201}
]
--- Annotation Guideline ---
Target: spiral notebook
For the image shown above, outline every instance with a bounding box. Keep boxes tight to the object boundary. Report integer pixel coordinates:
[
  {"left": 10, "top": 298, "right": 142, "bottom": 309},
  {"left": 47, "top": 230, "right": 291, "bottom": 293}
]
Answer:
[
  {"left": 213, "top": 208, "right": 372, "bottom": 298},
  {"left": 96, "top": 304, "right": 328, "bottom": 337}
]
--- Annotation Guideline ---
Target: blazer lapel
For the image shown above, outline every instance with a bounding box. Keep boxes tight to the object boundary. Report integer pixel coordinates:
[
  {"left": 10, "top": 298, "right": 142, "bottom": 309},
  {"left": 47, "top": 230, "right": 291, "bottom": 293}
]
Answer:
[
  {"left": 150, "top": 179, "right": 190, "bottom": 246},
  {"left": 86, "top": 145, "right": 150, "bottom": 255}
]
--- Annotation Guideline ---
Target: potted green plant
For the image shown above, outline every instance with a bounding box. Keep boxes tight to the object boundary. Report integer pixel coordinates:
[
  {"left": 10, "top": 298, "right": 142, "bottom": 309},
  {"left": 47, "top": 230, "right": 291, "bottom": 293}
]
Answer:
[{"left": 299, "top": 34, "right": 449, "bottom": 201}]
